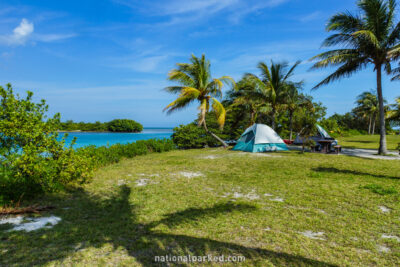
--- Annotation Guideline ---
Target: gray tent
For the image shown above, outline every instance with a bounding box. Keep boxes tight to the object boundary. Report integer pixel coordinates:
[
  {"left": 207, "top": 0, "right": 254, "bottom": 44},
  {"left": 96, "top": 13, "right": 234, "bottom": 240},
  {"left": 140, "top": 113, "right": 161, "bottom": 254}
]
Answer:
[{"left": 294, "top": 124, "right": 337, "bottom": 150}]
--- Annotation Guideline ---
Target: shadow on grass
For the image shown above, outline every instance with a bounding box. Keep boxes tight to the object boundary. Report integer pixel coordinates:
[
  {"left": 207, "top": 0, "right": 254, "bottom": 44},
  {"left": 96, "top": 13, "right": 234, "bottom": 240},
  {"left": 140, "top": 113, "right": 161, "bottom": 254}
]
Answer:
[
  {"left": 313, "top": 167, "right": 399, "bottom": 180},
  {"left": 0, "top": 186, "right": 337, "bottom": 266}
]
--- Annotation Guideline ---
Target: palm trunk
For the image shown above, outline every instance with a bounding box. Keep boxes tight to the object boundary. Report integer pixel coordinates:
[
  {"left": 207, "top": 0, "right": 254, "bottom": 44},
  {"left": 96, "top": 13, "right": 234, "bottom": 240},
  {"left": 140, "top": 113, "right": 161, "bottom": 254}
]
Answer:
[
  {"left": 250, "top": 111, "right": 256, "bottom": 126},
  {"left": 376, "top": 64, "right": 387, "bottom": 155},
  {"left": 368, "top": 115, "right": 372, "bottom": 135},
  {"left": 289, "top": 112, "right": 294, "bottom": 141},
  {"left": 271, "top": 109, "right": 276, "bottom": 130},
  {"left": 372, "top": 114, "right": 376, "bottom": 135},
  {"left": 202, "top": 120, "right": 228, "bottom": 148}
]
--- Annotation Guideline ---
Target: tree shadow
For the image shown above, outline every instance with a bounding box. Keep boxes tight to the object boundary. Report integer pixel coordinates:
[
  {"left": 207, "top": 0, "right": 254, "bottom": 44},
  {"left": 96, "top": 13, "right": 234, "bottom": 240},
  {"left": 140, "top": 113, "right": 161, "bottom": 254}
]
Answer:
[
  {"left": 313, "top": 167, "right": 399, "bottom": 180},
  {"left": 1, "top": 186, "right": 337, "bottom": 266}
]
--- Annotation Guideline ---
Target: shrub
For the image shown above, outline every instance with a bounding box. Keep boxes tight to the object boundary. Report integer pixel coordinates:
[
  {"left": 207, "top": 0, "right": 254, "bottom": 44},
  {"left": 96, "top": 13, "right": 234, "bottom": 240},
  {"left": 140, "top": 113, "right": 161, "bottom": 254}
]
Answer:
[
  {"left": 77, "top": 139, "right": 175, "bottom": 168},
  {"left": 172, "top": 123, "right": 219, "bottom": 149},
  {"left": 0, "top": 84, "right": 93, "bottom": 203},
  {"left": 107, "top": 119, "right": 143, "bottom": 132}
]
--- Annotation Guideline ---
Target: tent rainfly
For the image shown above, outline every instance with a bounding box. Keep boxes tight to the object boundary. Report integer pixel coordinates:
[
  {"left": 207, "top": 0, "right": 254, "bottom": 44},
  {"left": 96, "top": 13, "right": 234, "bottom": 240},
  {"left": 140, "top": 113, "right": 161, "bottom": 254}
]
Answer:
[
  {"left": 233, "top": 124, "right": 288, "bottom": 152},
  {"left": 294, "top": 124, "right": 337, "bottom": 147}
]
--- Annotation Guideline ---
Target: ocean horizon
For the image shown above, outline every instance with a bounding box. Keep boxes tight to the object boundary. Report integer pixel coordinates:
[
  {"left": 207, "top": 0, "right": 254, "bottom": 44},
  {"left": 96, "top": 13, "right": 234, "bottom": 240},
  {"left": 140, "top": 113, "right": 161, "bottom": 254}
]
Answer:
[{"left": 59, "top": 128, "right": 173, "bottom": 148}]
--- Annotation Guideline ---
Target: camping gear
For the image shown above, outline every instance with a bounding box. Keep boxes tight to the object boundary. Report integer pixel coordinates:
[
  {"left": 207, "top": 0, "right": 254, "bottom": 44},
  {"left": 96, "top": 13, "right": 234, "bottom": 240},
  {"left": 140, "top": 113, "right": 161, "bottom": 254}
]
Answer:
[
  {"left": 233, "top": 124, "right": 288, "bottom": 152},
  {"left": 294, "top": 124, "right": 338, "bottom": 151}
]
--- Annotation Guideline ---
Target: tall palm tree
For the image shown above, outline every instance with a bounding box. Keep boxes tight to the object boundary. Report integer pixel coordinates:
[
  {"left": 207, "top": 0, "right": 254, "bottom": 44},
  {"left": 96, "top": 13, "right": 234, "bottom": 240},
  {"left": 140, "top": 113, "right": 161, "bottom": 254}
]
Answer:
[
  {"left": 164, "top": 54, "right": 234, "bottom": 148},
  {"left": 245, "top": 60, "right": 301, "bottom": 130},
  {"left": 310, "top": 0, "right": 400, "bottom": 155}
]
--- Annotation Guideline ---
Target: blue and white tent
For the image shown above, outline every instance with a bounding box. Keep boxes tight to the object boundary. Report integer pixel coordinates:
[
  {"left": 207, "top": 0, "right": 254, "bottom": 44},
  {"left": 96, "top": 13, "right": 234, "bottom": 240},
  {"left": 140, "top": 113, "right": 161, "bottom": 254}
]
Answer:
[{"left": 233, "top": 124, "right": 288, "bottom": 152}]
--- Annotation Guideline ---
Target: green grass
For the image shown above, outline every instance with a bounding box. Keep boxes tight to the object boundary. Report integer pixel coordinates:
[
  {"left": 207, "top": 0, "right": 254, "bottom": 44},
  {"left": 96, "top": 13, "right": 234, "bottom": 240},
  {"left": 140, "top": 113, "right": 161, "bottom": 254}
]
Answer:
[
  {"left": 337, "top": 134, "right": 400, "bottom": 150},
  {"left": 1, "top": 149, "right": 400, "bottom": 266}
]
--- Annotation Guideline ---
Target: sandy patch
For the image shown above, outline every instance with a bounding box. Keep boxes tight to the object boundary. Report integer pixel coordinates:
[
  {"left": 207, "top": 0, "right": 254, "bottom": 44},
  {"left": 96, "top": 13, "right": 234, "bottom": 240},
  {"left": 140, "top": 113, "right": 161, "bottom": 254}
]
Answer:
[
  {"left": 299, "top": 231, "right": 325, "bottom": 240},
  {"left": 178, "top": 172, "right": 204, "bottom": 179},
  {"left": 379, "top": 206, "right": 391, "bottom": 213},
  {"left": 117, "top": 179, "right": 127, "bottom": 186},
  {"left": 0, "top": 216, "right": 24, "bottom": 225},
  {"left": 232, "top": 190, "right": 260, "bottom": 200},
  {"left": 270, "top": 197, "right": 284, "bottom": 202},
  {"left": 377, "top": 245, "right": 390, "bottom": 253},
  {"left": 136, "top": 179, "right": 150, "bottom": 187},
  {"left": 381, "top": 234, "right": 400, "bottom": 242},
  {"left": 5, "top": 216, "right": 61, "bottom": 232}
]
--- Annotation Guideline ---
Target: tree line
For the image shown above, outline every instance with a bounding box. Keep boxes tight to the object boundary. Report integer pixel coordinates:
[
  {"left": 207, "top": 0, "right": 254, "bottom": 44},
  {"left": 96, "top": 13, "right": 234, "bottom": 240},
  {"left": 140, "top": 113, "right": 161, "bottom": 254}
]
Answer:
[{"left": 59, "top": 119, "right": 143, "bottom": 133}]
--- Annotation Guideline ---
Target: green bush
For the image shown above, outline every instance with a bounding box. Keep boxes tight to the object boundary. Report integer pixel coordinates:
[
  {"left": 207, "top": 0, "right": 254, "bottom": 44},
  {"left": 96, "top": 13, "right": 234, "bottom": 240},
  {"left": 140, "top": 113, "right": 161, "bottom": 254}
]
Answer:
[
  {"left": 0, "top": 84, "right": 93, "bottom": 204},
  {"left": 77, "top": 139, "right": 175, "bottom": 168},
  {"left": 107, "top": 119, "right": 143, "bottom": 132},
  {"left": 172, "top": 123, "right": 220, "bottom": 149}
]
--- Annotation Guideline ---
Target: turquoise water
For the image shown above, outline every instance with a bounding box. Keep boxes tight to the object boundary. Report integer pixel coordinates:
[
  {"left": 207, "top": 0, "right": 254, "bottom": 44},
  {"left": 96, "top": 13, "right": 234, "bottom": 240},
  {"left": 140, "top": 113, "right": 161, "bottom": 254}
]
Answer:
[{"left": 59, "top": 128, "right": 173, "bottom": 148}]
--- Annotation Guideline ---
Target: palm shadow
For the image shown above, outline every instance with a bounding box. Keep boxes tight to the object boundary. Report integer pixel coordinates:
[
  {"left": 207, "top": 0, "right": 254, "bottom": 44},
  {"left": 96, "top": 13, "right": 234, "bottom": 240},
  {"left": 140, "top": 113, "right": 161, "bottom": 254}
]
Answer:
[
  {"left": 1, "top": 185, "right": 337, "bottom": 266},
  {"left": 313, "top": 167, "right": 399, "bottom": 180}
]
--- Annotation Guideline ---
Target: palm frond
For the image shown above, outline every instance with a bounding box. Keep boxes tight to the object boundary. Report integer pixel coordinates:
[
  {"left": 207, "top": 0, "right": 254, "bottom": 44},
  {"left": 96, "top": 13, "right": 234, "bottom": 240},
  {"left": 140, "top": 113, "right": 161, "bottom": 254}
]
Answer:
[
  {"left": 312, "top": 57, "right": 368, "bottom": 90},
  {"left": 211, "top": 98, "right": 226, "bottom": 129}
]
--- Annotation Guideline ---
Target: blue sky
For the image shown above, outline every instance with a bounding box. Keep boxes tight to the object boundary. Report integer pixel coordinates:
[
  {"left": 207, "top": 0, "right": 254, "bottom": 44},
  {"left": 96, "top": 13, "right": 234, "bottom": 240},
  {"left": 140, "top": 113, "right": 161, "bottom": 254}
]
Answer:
[{"left": 0, "top": 0, "right": 399, "bottom": 127}]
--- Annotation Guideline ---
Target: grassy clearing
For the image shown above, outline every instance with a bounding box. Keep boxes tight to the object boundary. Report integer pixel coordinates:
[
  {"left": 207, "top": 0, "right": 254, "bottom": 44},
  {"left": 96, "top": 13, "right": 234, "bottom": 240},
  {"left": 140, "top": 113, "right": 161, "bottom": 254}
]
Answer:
[
  {"left": 1, "top": 149, "right": 400, "bottom": 266},
  {"left": 337, "top": 134, "right": 400, "bottom": 150}
]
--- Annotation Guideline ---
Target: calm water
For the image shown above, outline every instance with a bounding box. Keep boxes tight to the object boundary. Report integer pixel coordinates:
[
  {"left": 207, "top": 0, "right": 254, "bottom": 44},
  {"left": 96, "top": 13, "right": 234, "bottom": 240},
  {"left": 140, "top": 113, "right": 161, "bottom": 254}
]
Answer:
[{"left": 59, "top": 128, "right": 173, "bottom": 148}]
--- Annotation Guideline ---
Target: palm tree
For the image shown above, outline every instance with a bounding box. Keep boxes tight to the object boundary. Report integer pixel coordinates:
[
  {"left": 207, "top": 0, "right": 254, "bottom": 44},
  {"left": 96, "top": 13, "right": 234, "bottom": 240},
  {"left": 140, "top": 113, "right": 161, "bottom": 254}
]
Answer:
[
  {"left": 388, "top": 96, "right": 400, "bottom": 134},
  {"left": 245, "top": 60, "right": 301, "bottom": 130},
  {"left": 228, "top": 77, "right": 268, "bottom": 127},
  {"left": 284, "top": 85, "right": 313, "bottom": 140},
  {"left": 310, "top": 0, "right": 400, "bottom": 155},
  {"left": 354, "top": 91, "right": 380, "bottom": 134},
  {"left": 164, "top": 54, "right": 234, "bottom": 148}
]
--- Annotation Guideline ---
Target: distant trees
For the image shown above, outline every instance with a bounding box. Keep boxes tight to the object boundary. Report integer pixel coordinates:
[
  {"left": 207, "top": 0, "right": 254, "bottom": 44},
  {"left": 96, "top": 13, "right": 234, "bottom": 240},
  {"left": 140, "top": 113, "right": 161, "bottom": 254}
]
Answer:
[
  {"left": 164, "top": 54, "right": 235, "bottom": 148},
  {"left": 59, "top": 119, "right": 143, "bottom": 132},
  {"left": 353, "top": 91, "right": 385, "bottom": 135},
  {"left": 310, "top": 0, "right": 400, "bottom": 155},
  {"left": 388, "top": 97, "right": 400, "bottom": 133},
  {"left": 107, "top": 119, "right": 143, "bottom": 133}
]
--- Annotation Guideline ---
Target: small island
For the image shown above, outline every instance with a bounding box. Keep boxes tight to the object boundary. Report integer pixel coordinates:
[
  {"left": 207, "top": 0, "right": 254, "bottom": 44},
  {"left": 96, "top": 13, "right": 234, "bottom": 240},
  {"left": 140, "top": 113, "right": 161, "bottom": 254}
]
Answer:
[{"left": 59, "top": 119, "right": 143, "bottom": 133}]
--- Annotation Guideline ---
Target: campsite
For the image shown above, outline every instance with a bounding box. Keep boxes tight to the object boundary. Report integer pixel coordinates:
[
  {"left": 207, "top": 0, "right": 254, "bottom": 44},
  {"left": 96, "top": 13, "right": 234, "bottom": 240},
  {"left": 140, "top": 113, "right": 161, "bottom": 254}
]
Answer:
[{"left": 1, "top": 0, "right": 400, "bottom": 266}]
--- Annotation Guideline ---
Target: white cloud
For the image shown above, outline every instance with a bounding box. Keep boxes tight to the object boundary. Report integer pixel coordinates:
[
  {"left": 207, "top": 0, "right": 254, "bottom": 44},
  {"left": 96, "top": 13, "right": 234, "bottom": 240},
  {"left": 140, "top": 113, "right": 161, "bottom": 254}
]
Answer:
[
  {"left": 157, "top": 0, "right": 238, "bottom": 15},
  {"left": 0, "top": 18, "right": 34, "bottom": 45},
  {"left": 34, "top": 33, "right": 76, "bottom": 42},
  {"left": 0, "top": 18, "right": 76, "bottom": 46},
  {"left": 115, "top": 0, "right": 290, "bottom": 26},
  {"left": 299, "top": 11, "right": 323, "bottom": 22}
]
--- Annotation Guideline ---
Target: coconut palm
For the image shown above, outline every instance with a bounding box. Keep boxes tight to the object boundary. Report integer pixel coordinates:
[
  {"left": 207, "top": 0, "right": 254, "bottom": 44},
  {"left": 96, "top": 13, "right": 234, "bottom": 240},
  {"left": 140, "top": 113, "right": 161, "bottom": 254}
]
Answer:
[
  {"left": 228, "top": 77, "right": 270, "bottom": 127},
  {"left": 244, "top": 60, "right": 301, "bottom": 130},
  {"left": 164, "top": 54, "right": 234, "bottom": 148},
  {"left": 310, "top": 0, "right": 400, "bottom": 155}
]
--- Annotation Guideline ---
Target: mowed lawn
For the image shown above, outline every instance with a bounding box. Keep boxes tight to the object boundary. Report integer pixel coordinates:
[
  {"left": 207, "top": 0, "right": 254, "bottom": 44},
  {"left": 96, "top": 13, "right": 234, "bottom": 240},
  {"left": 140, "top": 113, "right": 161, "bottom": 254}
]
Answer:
[
  {"left": 337, "top": 134, "right": 400, "bottom": 150},
  {"left": 1, "top": 149, "right": 400, "bottom": 266}
]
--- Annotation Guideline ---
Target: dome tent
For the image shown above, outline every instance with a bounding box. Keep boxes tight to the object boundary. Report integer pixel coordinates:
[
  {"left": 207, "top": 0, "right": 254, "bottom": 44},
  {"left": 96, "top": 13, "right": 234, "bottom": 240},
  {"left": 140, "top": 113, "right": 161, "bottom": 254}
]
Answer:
[{"left": 233, "top": 124, "right": 288, "bottom": 152}]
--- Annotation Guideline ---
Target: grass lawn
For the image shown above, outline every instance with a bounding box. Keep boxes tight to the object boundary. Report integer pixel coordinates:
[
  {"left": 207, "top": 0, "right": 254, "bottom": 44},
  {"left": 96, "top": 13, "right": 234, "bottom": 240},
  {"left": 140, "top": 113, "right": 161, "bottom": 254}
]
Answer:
[
  {"left": 1, "top": 149, "right": 400, "bottom": 266},
  {"left": 337, "top": 134, "right": 400, "bottom": 150}
]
